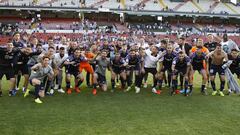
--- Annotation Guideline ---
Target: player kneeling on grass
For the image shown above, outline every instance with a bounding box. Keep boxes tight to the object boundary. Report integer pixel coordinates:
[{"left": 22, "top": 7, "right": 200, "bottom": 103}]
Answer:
[
  {"left": 226, "top": 49, "right": 240, "bottom": 94},
  {"left": 171, "top": 51, "right": 191, "bottom": 96},
  {"left": 64, "top": 48, "right": 85, "bottom": 94},
  {"left": 92, "top": 51, "right": 110, "bottom": 95},
  {"left": 24, "top": 56, "right": 54, "bottom": 104},
  {"left": 110, "top": 52, "right": 127, "bottom": 92},
  {"left": 189, "top": 48, "right": 208, "bottom": 95},
  {"left": 206, "top": 44, "right": 228, "bottom": 97}
]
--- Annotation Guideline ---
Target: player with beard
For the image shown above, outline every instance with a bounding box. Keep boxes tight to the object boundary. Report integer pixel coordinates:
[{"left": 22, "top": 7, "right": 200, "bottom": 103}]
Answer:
[
  {"left": 176, "top": 37, "right": 192, "bottom": 90},
  {"left": 158, "top": 44, "right": 177, "bottom": 90},
  {"left": 171, "top": 51, "right": 191, "bottom": 96}
]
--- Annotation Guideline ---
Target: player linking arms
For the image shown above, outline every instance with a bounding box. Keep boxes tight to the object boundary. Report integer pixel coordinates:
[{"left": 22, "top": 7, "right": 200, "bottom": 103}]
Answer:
[{"left": 64, "top": 48, "right": 85, "bottom": 94}]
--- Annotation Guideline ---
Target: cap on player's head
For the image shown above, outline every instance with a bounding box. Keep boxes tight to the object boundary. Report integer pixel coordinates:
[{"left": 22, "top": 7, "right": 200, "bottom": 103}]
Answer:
[{"left": 60, "top": 47, "right": 65, "bottom": 50}]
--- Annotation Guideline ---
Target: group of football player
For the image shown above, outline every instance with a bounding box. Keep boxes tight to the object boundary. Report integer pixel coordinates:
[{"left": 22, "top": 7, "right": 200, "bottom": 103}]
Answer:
[{"left": 0, "top": 32, "right": 239, "bottom": 103}]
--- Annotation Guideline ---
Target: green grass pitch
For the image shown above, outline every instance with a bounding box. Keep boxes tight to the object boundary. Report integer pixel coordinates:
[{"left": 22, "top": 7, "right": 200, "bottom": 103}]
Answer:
[{"left": 0, "top": 71, "right": 240, "bottom": 135}]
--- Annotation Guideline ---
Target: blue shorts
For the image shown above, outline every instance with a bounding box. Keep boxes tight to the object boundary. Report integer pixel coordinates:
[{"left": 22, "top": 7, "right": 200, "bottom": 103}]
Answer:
[
  {"left": 161, "top": 66, "right": 172, "bottom": 73},
  {"left": 126, "top": 65, "right": 139, "bottom": 71},
  {"left": 173, "top": 68, "right": 187, "bottom": 76},
  {"left": 66, "top": 69, "right": 80, "bottom": 77},
  {"left": 209, "top": 64, "right": 225, "bottom": 76},
  {"left": 29, "top": 79, "right": 45, "bottom": 89},
  {"left": 96, "top": 73, "right": 106, "bottom": 84}
]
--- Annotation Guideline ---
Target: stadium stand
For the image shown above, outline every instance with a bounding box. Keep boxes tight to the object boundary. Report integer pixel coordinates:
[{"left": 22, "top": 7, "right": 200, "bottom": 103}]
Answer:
[{"left": 0, "top": 0, "right": 240, "bottom": 15}]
